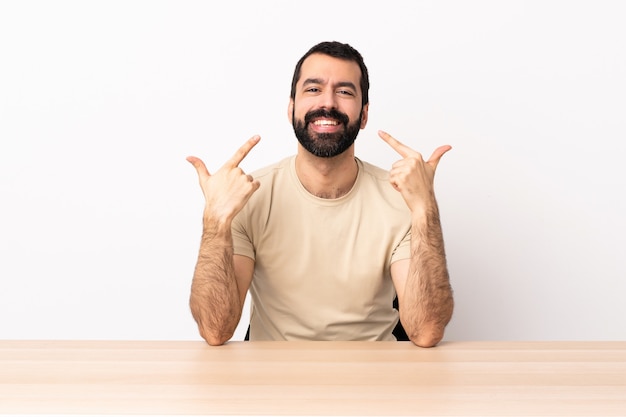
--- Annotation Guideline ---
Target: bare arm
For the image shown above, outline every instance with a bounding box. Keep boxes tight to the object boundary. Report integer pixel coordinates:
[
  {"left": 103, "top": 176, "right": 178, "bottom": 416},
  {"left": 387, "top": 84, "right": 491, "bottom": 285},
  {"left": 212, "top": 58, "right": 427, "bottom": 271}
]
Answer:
[
  {"left": 186, "top": 136, "right": 260, "bottom": 346},
  {"left": 391, "top": 205, "right": 453, "bottom": 347},
  {"left": 189, "top": 219, "right": 254, "bottom": 345},
  {"left": 380, "top": 130, "right": 454, "bottom": 347}
]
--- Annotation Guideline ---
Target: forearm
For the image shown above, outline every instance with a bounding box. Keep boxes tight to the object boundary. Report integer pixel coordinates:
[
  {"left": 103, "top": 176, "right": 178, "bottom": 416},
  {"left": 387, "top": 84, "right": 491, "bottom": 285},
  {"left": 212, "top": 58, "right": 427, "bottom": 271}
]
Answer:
[
  {"left": 401, "top": 204, "right": 454, "bottom": 347},
  {"left": 189, "top": 216, "right": 242, "bottom": 346}
]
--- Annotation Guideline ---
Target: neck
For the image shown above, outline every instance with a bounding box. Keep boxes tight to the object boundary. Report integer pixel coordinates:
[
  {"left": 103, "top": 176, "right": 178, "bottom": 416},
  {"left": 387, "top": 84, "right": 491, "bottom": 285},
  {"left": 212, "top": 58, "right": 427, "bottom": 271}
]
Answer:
[{"left": 295, "top": 146, "right": 358, "bottom": 199}]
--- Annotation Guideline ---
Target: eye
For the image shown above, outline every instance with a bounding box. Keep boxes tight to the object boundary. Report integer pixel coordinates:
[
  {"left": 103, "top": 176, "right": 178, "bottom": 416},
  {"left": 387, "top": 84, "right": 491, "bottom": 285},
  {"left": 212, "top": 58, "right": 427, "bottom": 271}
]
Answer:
[
  {"left": 337, "top": 89, "right": 355, "bottom": 96},
  {"left": 305, "top": 87, "right": 321, "bottom": 93}
]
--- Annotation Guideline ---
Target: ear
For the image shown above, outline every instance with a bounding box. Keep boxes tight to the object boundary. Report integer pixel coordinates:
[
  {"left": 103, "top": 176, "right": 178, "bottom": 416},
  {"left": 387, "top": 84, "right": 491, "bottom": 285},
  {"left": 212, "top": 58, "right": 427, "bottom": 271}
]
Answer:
[
  {"left": 288, "top": 99, "right": 294, "bottom": 125},
  {"left": 360, "top": 103, "right": 369, "bottom": 129}
]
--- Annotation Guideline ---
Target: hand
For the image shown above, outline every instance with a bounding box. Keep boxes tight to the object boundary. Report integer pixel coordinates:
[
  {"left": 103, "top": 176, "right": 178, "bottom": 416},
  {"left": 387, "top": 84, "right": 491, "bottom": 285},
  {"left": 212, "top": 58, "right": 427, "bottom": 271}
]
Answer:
[
  {"left": 187, "top": 135, "right": 261, "bottom": 222},
  {"left": 378, "top": 130, "right": 451, "bottom": 212}
]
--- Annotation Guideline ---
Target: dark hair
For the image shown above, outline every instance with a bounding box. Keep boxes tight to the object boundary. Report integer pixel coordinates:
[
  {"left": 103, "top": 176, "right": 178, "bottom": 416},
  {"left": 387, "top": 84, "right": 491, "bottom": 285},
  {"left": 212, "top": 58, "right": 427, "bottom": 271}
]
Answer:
[{"left": 290, "top": 41, "right": 369, "bottom": 107}]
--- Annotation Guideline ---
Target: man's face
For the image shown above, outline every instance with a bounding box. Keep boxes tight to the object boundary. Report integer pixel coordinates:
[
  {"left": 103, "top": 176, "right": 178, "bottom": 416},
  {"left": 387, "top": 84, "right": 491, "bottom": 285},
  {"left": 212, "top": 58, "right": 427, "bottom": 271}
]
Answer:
[{"left": 290, "top": 53, "right": 369, "bottom": 158}]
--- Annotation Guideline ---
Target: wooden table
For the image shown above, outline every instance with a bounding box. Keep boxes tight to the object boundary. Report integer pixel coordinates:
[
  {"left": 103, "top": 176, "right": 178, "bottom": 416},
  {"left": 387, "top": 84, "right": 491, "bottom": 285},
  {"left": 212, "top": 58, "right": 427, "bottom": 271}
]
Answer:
[{"left": 1, "top": 340, "right": 625, "bottom": 416}]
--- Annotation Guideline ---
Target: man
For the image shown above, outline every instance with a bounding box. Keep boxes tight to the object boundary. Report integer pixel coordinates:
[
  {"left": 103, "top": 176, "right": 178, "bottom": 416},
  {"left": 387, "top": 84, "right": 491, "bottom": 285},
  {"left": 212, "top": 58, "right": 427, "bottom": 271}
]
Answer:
[{"left": 186, "top": 41, "right": 453, "bottom": 347}]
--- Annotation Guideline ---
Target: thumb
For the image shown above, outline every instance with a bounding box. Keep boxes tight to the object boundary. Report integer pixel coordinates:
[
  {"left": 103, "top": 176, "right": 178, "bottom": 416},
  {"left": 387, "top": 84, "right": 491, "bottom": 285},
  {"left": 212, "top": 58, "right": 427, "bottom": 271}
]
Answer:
[
  {"left": 186, "top": 156, "right": 211, "bottom": 180},
  {"left": 427, "top": 145, "right": 452, "bottom": 170}
]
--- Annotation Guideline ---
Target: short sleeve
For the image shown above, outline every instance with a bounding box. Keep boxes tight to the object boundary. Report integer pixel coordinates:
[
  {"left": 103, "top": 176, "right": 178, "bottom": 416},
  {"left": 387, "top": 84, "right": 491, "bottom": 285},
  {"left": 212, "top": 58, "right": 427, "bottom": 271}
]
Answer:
[
  {"left": 390, "top": 228, "right": 411, "bottom": 264},
  {"left": 231, "top": 212, "right": 255, "bottom": 260}
]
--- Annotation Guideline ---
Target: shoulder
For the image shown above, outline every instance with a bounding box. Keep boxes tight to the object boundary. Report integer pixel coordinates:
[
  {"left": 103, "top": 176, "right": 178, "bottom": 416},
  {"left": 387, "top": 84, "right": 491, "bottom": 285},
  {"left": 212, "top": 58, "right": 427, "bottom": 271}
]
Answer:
[
  {"left": 356, "top": 158, "right": 395, "bottom": 192},
  {"left": 357, "top": 158, "right": 390, "bottom": 182},
  {"left": 249, "top": 156, "right": 294, "bottom": 182},
  {"left": 355, "top": 158, "right": 407, "bottom": 210},
  {"left": 242, "top": 156, "right": 296, "bottom": 210}
]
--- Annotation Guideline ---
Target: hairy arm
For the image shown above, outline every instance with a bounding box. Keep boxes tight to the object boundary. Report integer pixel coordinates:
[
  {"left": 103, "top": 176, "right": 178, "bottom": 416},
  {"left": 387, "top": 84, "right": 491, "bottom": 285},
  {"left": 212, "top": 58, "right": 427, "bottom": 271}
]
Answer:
[
  {"left": 392, "top": 205, "right": 453, "bottom": 347},
  {"left": 380, "top": 130, "right": 454, "bottom": 347},
  {"left": 189, "top": 217, "right": 245, "bottom": 346},
  {"left": 186, "top": 136, "right": 260, "bottom": 346}
]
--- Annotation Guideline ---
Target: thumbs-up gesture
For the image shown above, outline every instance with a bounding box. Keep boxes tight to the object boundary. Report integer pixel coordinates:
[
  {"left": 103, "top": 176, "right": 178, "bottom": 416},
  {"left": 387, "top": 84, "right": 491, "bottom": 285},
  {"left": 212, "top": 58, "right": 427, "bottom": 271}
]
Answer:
[
  {"left": 187, "top": 135, "right": 261, "bottom": 223},
  {"left": 378, "top": 130, "right": 451, "bottom": 213}
]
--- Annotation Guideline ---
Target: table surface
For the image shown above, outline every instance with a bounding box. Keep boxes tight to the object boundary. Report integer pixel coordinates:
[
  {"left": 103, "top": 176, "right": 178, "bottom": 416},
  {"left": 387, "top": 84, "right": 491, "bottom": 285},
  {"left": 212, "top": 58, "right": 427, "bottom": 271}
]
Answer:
[{"left": 1, "top": 340, "right": 625, "bottom": 416}]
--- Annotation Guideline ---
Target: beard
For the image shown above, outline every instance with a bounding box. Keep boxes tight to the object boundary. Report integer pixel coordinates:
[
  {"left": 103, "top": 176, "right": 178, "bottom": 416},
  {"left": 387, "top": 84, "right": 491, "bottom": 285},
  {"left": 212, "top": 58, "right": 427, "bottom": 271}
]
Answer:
[{"left": 292, "top": 108, "right": 362, "bottom": 158}]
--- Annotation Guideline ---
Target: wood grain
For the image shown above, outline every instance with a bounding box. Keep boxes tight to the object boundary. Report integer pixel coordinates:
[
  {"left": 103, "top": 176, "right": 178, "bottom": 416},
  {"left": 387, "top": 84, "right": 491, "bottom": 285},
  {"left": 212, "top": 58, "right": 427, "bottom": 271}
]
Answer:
[{"left": 1, "top": 340, "right": 625, "bottom": 415}]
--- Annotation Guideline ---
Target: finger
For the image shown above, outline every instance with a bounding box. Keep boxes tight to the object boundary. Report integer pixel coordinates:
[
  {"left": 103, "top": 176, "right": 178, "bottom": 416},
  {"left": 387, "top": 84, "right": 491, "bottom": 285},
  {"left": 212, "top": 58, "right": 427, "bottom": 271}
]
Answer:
[
  {"left": 427, "top": 145, "right": 452, "bottom": 170},
  {"left": 378, "top": 130, "right": 417, "bottom": 158},
  {"left": 186, "top": 156, "right": 211, "bottom": 179},
  {"left": 226, "top": 135, "right": 261, "bottom": 168}
]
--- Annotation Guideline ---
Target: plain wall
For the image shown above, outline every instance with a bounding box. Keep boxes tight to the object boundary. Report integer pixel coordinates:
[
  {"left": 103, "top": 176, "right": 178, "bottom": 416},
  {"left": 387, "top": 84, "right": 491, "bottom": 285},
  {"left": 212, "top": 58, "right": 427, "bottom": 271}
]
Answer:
[{"left": 1, "top": 0, "right": 625, "bottom": 341}]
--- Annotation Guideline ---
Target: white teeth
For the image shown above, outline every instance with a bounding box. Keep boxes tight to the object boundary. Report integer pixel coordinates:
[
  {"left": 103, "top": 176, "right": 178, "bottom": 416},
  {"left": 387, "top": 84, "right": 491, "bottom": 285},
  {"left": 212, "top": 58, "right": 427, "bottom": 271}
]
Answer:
[{"left": 313, "top": 120, "right": 338, "bottom": 126}]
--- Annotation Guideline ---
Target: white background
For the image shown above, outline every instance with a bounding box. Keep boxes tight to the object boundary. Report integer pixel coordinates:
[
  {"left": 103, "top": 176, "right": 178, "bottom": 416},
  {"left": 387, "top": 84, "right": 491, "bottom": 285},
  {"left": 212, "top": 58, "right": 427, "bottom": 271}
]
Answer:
[{"left": 1, "top": 0, "right": 625, "bottom": 342}]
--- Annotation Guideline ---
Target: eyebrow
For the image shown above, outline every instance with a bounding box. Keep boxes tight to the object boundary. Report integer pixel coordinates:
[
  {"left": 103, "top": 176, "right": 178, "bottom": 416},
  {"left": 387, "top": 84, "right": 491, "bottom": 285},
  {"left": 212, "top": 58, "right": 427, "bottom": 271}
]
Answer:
[{"left": 302, "top": 78, "right": 357, "bottom": 91}]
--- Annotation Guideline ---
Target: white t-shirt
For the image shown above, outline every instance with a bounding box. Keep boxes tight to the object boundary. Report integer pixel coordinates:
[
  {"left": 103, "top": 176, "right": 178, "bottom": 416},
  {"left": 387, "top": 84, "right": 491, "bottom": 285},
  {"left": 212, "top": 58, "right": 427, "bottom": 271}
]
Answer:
[{"left": 232, "top": 156, "right": 411, "bottom": 340}]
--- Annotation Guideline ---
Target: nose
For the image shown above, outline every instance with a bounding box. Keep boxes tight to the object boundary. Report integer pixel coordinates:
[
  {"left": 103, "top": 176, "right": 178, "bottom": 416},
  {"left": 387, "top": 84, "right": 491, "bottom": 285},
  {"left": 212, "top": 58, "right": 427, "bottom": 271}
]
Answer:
[{"left": 318, "top": 88, "right": 338, "bottom": 110}]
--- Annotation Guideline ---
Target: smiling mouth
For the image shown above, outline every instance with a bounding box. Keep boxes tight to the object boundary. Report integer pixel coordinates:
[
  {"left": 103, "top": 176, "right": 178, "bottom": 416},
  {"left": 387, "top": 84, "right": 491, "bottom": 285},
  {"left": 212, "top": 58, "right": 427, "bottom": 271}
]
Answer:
[{"left": 312, "top": 119, "right": 340, "bottom": 126}]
